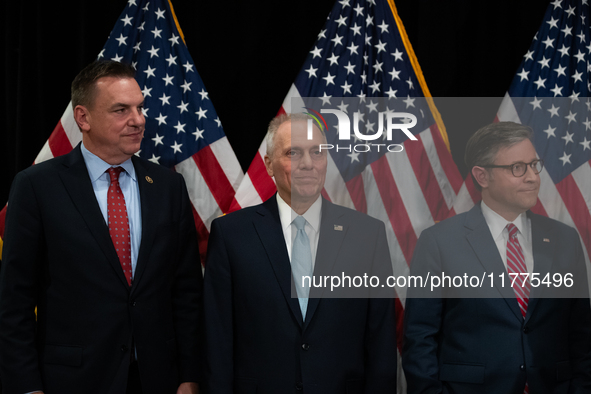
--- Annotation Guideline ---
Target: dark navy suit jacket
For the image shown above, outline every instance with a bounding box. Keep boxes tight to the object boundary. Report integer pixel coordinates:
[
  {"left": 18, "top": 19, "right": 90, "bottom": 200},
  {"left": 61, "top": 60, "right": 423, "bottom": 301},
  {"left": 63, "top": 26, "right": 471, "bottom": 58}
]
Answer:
[
  {"left": 0, "top": 145, "right": 202, "bottom": 394},
  {"left": 403, "top": 203, "right": 591, "bottom": 394},
  {"left": 203, "top": 196, "right": 398, "bottom": 394}
]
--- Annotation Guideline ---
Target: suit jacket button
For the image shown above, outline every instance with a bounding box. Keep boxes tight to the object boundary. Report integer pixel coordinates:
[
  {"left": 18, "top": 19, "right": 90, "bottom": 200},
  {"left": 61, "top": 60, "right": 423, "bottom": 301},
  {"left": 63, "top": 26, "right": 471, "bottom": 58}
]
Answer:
[
  {"left": 295, "top": 382, "right": 303, "bottom": 390},
  {"left": 520, "top": 364, "right": 525, "bottom": 371},
  {"left": 131, "top": 301, "right": 137, "bottom": 307},
  {"left": 301, "top": 343, "right": 310, "bottom": 350},
  {"left": 523, "top": 326, "right": 529, "bottom": 333},
  {"left": 121, "top": 345, "right": 128, "bottom": 352}
]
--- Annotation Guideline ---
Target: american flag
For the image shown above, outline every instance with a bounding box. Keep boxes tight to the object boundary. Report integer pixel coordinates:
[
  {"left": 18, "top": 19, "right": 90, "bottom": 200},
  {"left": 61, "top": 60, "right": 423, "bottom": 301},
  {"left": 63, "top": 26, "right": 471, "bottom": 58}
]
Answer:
[
  {"left": 0, "top": 0, "right": 244, "bottom": 263},
  {"left": 453, "top": 0, "right": 591, "bottom": 279},
  {"left": 228, "top": 0, "right": 463, "bottom": 391}
]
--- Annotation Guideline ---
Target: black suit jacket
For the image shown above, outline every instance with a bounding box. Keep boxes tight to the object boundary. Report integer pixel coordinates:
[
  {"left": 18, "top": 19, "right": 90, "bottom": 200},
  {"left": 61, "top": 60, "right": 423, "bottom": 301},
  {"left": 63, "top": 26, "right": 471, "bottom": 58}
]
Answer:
[
  {"left": 203, "top": 196, "right": 397, "bottom": 394},
  {"left": 0, "top": 145, "right": 202, "bottom": 394},
  {"left": 403, "top": 203, "right": 591, "bottom": 394}
]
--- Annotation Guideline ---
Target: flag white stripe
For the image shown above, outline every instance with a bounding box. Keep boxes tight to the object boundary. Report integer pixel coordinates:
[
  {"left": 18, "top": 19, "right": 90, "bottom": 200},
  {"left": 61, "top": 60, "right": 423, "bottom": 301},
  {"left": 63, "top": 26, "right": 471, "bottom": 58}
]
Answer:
[
  {"left": 571, "top": 161, "right": 591, "bottom": 215},
  {"left": 324, "top": 153, "right": 355, "bottom": 209},
  {"left": 386, "top": 150, "right": 434, "bottom": 239},
  {"left": 568, "top": 161, "right": 591, "bottom": 295},
  {"left": 209, "top": 137, "right": 244, "bottom": 191},
  {"left": 452, "top": 183, "right": 476, "bottom": 214},
  {"left": 419, "top": 127, "right": 456, "bottom": 210},
  {"left": 176, "top": 157, "right": 222, "bottom": 231},
  {"left": 282, "top": 84, "right": 305, "bottom": 114},
  {"left": 61, "top": 103, "right": 82, "bottom": 148},
  {"left": 497, "top": 93, "right": 520, "bottom": 122},
  {"left": 234, "top": 173, "right": 264, "bottom": 208},
  {"left": 34, "top": 140, "right": 55, "bottom": 164},
  {"left": 361, "top": 165, "right": 410, "bottom": 304}
]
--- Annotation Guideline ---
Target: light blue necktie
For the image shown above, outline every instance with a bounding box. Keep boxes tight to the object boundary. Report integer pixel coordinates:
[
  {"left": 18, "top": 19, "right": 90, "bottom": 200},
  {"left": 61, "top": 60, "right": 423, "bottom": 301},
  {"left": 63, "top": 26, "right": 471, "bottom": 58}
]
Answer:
[{"left": 292, "top": 216, "right": 313, "bottom": 319}]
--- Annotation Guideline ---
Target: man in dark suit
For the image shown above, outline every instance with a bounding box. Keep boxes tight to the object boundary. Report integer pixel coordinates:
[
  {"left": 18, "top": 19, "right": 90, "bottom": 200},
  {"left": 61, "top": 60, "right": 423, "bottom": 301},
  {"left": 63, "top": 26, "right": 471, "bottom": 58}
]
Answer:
[
  {"left": 403, "top": 122, "right": 591, "bottom": 393},
  {"left": 203, "top": 114, "right": 398, "bottom": 393},
  {"left": 0, "top": 61, "right": 202, "bottom": 394}
]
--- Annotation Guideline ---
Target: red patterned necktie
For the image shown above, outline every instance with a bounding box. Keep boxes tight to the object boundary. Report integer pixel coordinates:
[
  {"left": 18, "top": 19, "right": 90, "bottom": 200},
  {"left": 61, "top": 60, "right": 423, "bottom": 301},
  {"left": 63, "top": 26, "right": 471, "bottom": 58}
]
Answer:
[
  {"left": 506, "top": 223, "right": 530, "bottom": 317},
  {"left": 107, "top": 167, "right": 132, "bottom": 286},
  {"left": 506, "top": 223, "right": 530, "bottom": 394}
]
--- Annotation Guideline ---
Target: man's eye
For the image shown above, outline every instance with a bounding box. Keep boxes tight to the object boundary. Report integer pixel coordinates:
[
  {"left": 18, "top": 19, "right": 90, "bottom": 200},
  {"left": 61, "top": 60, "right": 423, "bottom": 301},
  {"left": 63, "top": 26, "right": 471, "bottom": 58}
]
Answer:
[{"left": 513, "top": 163, "right": 525, "bottom": 172}]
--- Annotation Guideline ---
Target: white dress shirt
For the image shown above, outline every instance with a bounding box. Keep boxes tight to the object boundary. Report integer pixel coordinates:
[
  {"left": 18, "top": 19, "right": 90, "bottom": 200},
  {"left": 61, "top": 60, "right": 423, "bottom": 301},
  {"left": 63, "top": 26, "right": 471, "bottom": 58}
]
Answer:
[{"left": 480, "top": 200, "right": 534, "bottom": 275}]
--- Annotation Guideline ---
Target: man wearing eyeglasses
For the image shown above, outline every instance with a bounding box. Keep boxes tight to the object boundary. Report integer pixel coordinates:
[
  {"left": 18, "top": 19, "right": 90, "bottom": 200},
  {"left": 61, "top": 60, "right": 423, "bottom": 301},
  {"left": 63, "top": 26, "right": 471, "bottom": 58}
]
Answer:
[{"left": 403, "top": 122, "right": 591, "bottom": 393}]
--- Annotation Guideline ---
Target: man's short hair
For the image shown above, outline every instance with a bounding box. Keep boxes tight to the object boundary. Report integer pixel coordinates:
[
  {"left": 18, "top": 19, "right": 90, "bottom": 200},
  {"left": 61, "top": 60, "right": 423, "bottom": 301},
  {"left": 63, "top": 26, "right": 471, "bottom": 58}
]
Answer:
[
  {"left": 265, "top": 113, "right": 325, "bottom": 158},
  {"left": 71, "top": 61, "right": 136, "bottom": 109},
  {"left": 465, "top": 121, "right": 534, "bottom": 191}
]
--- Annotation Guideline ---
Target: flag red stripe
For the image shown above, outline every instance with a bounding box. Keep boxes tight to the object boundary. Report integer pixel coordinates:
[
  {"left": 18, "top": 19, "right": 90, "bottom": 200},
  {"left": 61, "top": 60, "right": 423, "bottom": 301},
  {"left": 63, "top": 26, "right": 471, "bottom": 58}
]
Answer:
[
  {"left": 248, "top": 154, "right": 277, "bottom": 203},
  {"left": 345, "top": 174, "right": 367, "bottom": 214},
  {"left": 405, "top": 136, "right": 451, "bottom": 222},
  {"left": 228, "top": 197, "right": 242, "bottom": 213},
  {"left": 47, "top": 121, "right": 74, "bottom": 158},
  {"left": 555, "top": 175, "right": 591, "bottom": 256},
  {"left": 192, "top": 146, "right": 236, "bottom": 213},
  {"left": 429, "top": 124, "right": 463, "bottom": 194},
  {"left": 370, "top": 155, "right": 417, "bottom": 264},
  {"left": 0, "top": 206, "right": 6, "bottom": 239}
]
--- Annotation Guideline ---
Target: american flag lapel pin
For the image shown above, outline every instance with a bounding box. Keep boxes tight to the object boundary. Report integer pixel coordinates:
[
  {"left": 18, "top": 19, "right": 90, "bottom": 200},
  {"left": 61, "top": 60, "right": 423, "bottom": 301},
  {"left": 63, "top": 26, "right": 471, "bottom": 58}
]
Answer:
[
  {"left": 543, "top": 238, "right": 550, "bottom": 243},
  {"left": 334, "top": 224, "right": 343, "bottom": 231}
]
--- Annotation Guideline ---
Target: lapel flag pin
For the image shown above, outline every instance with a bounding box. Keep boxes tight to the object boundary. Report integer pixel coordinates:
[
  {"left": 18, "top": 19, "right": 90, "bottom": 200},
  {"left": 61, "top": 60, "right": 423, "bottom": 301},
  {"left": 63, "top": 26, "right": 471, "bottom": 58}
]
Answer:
[
  {"left": 334, "top": 225, "right": 343, "bottom": 231},
  {"left": 543, "top": 238, "right": 550, "bottom": 243},
  {"left": 145, "top": 176, "right": 153, "bottom": 184}
]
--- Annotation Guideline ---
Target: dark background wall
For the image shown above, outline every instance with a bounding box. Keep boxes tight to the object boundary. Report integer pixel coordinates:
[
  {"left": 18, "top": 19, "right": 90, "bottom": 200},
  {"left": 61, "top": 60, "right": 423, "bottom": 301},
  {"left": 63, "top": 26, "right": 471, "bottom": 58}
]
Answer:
[{"left": 0, "top": 0, "right": 549, "bottom": 207}]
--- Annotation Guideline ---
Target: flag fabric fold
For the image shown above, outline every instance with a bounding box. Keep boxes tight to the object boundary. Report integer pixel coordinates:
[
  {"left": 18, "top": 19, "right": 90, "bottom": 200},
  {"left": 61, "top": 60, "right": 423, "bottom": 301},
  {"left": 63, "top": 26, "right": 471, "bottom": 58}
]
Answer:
[
  {"left": 228, "top": 0, "right": 463, "bottom": 391},
  {"left": 0, "top": 0, "right": 244, "bottom": 263}
]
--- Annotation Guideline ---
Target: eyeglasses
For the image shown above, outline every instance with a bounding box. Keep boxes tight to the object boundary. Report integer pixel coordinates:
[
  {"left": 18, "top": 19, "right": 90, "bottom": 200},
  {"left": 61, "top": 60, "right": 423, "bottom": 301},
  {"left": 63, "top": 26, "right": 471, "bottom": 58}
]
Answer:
[{"left": 482, "top": 159, "right": 544, "bottom": 177}]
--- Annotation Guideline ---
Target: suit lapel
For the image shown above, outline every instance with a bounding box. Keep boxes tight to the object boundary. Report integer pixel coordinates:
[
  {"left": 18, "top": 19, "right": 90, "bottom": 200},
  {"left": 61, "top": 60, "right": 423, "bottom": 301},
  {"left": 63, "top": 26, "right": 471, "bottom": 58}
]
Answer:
[
  {"left": 253, "top": 197, "right": 304, "bottom": 327},
  {"left": 525, "top": 212, "right": 552, "bottom": 322},
  {"left": 304, "top": 200, "right": 346, "bottom": 330},
  {"left": 464, "top": 204, "right": 523, "bottom": 322},
  {"left": 58, "top": 145, "right": 130, "bottom": 289},
  {"left": 130, "top": 157, "right": 157, "bottom": 292}
]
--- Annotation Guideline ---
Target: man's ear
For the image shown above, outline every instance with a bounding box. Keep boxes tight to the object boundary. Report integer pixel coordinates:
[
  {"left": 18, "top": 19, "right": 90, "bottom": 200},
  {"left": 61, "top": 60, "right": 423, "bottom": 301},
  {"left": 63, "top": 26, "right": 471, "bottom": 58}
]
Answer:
[
  {"left": 472, "top": 166, "right": 490, "bottom": 189},
  {"left": 264, "top": 154, "right": 274, "bottom": 177},
  {"left": 73, "top": 105, "right": 91, "bottom": 132}
]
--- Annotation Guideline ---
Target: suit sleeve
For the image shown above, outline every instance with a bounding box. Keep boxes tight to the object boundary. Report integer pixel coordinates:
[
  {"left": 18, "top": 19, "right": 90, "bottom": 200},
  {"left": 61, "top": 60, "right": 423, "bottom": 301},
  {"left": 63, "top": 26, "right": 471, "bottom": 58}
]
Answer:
[
  {"left": 567, "top": 228, "right": 591, "bottom": 393},
  {"left": 203, "top": 218, "right": 234, "bottom": 394},
  {"left": 402, "top": 228, "right": 445, "bottom": 394},
  {"left": 363, "top": 221, "right": 398, "bottom": 393},
  {"left": 172, "top": 175, "right": 203, "bottom": 384},
  {"left": 0, "top": 171, "right": 45, "bottom": 393}
]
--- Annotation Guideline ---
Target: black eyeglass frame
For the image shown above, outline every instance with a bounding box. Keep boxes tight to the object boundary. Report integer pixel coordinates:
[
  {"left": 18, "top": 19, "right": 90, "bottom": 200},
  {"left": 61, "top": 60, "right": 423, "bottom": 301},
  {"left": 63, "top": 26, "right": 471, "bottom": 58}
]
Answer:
[{"left": 481, "top": 159, "right": 544, "bottom": 177}]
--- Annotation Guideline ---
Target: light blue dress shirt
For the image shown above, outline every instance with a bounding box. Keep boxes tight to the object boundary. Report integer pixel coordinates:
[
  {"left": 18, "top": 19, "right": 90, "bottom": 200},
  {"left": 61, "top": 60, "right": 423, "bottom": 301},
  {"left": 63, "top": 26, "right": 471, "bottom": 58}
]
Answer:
[{"left": 80, "top": 143, "right": 142, "bottom": 278}]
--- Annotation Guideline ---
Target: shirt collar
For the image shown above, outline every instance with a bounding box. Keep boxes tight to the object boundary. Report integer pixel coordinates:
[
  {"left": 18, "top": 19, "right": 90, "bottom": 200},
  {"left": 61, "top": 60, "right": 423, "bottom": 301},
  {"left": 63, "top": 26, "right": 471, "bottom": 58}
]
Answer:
[
  {"left": 276, "top": 193, "right": 322, "bottom": 232},
  {"left": 480, "top": 200, "right": 528, "bottom": 239},
  {"left": 80, "top": 142, "right": 136, "bottom": 182}
]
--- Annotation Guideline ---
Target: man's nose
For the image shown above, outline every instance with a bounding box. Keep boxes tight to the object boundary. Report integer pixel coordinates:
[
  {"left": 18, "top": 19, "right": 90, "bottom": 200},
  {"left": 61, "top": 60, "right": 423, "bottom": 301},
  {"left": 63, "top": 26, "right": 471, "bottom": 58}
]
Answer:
[
  {"left": 299, "top": 152, "right": 314, "bottom": 168},
  {"left": 523, "top": 163, "right": 539, "bottom": 182},
  {"left": 129, "top": 107, "right": 145, "bottom": 127}
]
